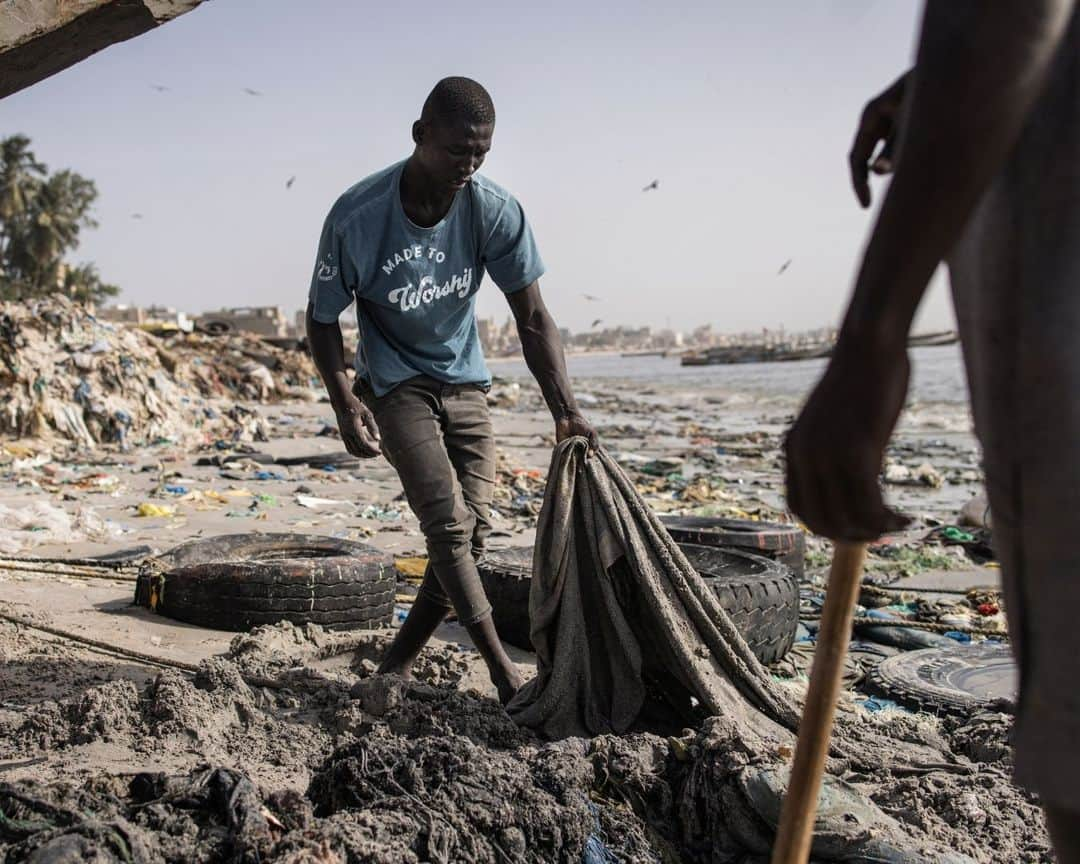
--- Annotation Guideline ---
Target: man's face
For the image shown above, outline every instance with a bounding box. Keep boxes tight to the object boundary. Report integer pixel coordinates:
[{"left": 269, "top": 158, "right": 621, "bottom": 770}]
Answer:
[{"left": 416, "top": 120, "right": 493, "bottom": 192}]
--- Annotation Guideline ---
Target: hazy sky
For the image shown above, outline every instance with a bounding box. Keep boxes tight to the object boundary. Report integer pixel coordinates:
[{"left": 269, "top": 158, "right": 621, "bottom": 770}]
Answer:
[{"left": 3, "top": 0, "right": 953, "bottom": 334}]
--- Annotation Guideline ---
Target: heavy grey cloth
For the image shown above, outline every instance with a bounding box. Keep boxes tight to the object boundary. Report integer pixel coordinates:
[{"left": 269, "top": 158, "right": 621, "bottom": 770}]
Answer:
[{"left": 508, "top": 438, "right": 798, "bottom": 739}]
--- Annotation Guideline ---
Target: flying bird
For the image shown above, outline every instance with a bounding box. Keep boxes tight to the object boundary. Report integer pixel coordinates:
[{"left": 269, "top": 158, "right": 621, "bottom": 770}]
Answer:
[
  {"left": 131, "top": 213, "right": 144, "bottom": 220},
  {"left": 242, "top": 88, "right": 263, "bottom": 96},
  {"left": 582, "top": 293, "right": 601, "bottom": 302},
  {"left": 286, "top": 175, "right": 296, "bottom": 189},
  {"left": 777, "top": 258, "right": 792, "bottom": 275},
  {"left": 642, "top": 180, "right": 659, "bottom": 192},
  {"left": 590, "top": 319, "right": 603, "bottom": 329},
  {"left": 150, "top": 84, "right": 170, "bottom": 92}
]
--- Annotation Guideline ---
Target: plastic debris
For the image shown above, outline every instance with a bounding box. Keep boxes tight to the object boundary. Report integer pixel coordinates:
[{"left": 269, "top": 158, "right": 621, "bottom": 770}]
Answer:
[
  {"left": 294, "top": 494, "right": 354, "bottom": 512},
  {"left": 359, "top": 504, "right": 402, "bottom": 521},
  {"left": 0, "top": 500, "right": 116, "bottom": 553},
  {"left": 394, "top": 556, "right": 429, "bottom": 579},
  {"left": 136, "top": 502, "right": 176, "bottom": 518}
]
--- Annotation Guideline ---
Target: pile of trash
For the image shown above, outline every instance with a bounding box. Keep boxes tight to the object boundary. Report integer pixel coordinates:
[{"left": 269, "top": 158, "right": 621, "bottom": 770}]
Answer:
[
  {"left": 0, "top": 298, "right": 316, "bottom": 449},
  {"left": 157, "top": 331, "right": 321, "bottom": 403},
  {"left": 492, "top": 450, "right": 546, "bottom": 521}
]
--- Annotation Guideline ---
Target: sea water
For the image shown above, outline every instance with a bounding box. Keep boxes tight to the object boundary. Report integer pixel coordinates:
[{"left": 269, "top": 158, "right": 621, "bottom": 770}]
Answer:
[{"left": 490, "top": 345, "right": 968, "bottom": 407}]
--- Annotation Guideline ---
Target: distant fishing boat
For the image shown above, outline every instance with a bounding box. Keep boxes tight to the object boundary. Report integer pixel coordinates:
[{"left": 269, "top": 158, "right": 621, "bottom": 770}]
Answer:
[
  {"left": 680, "top": 343, "right": 830, "bottom": 366},
  {"left": 680, "top": 330, "right": 958, "bottom": 367},
  {"left": 620, "top": 349, "right": 669, "bottom": 358}
]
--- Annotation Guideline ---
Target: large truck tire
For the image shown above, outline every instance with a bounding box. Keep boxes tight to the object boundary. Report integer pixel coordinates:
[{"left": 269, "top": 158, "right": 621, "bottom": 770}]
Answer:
[
  {"left": 477, "top": 543, "right": 799, "bottom": 665},
  {"left": 658, "top": 515, "right": 806, "bottom": 577},
  {"left": 134, "top": 533, "right": 395, "bottom": 632}
]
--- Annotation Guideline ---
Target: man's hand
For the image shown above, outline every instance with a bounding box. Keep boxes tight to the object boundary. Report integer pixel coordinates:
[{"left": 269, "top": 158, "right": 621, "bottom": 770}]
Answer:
[
  {"left": 850, "top": 71, "right": 910, "bottom": 208},
  {"left": 555, "top": 410, "right": 599, "bottom": 449},
  {"left": 335, "top": 401, "right": 382, "bottom": 458},
  {"left": 785, "top": 339, "right": 911, "bottom": 541}
]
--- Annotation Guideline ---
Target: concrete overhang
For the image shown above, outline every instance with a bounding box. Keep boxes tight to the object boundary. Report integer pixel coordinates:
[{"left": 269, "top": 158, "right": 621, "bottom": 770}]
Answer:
[{"left": 0, "top": 0, "right": 205, "bottom": 99}]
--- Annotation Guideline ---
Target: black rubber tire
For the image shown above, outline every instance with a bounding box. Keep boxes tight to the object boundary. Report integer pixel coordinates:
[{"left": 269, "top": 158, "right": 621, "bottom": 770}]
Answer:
[
  {"left": 680, "top": 544, "right": 799, "bottom": 665},
  {"left": 200, "top": 320, "right": 232, "bottom": 335},
  {"left": 134, "top": 533, "right": 395, "bottom": 632},
  {"left": 658, "top": 515, "right": 806, "bottom": 578},
  {"left": 864, "top": 642, "right": 1017, "bottom": 716},
  {"left": 476, "top": 548, "right": 533, "bottom": 653},
  {"left": 477, "top": 543, "right": 799, "bottom": 664}
]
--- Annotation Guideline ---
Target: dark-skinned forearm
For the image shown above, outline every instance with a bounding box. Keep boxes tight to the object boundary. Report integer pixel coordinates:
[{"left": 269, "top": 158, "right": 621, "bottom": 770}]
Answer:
[
  {"left": 515, "top": 301, "right": 579, "bottom": 422},
  {"left": 840, "top": 0, "right": 1074, "bottom": 352},
  {"left": 305, "top": 301, "right": 358, "bottom": 413}
]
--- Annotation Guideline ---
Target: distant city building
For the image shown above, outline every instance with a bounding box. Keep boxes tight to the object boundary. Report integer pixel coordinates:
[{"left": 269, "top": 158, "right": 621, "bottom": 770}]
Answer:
[
  {"left": 476, "top": 315, "right": 519, "bottom": 356},
  {"left": 295, "top": 303, "right": 358, "bottom": 339},
  {"left": 98, "top": 303, "right": 193, "bottom": 332},
  {"left": 97, "top": 300, "right": 842, "bottom": 355},
  {"left": 194, "top": 306, "right": 290, "bottom": 338}
]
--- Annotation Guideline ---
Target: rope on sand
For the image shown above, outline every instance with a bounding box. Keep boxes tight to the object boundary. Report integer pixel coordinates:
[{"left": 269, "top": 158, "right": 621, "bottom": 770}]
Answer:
[
  {"left": 0, "top": 559, "right": 137, "bottom": 581},
  {"left": 860, "top": 582, "right": 1000, "bottom": 598},
  {"left": 850, "top": 615, "right": 1007, "bottom": 637},
  {"left": 0, "top": 552, "right": 142, "bottom": 570},
  {"left": 0, "top": 611, "right": 287, "bottom": 689}
]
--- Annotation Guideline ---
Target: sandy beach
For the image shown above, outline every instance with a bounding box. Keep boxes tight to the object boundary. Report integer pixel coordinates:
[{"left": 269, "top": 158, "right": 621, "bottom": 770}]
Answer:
[{"left": 1, "top": 341, "right": 1045, "bottom": 862}]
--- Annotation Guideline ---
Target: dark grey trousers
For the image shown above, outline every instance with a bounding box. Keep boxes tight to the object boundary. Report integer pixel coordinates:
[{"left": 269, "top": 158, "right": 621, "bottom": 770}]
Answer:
[{"left": 357, "top": 376, "right": 496, "bottom": 624}]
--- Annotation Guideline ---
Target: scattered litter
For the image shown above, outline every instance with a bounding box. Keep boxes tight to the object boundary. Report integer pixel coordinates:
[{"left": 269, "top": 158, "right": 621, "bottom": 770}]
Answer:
[
  {"left": 358, "top": 504, "right": 401, "bottom": 521},
  {"left": 0, "top": 500, "right": 116, "bottom": 553},
  {"left": 294, "top": 494, "right": 355, "bottom": 512},
  {"left": 394, "top": 556, "right": 428, "bottom": 579},
  {"left": 136, "top": 502, "right": 176, "bottom": 518}
]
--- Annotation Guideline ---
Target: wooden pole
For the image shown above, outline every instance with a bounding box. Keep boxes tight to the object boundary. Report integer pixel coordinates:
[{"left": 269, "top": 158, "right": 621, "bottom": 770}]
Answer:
[{"left": 770, "top": 541, "right": 867, "bottom": 864}]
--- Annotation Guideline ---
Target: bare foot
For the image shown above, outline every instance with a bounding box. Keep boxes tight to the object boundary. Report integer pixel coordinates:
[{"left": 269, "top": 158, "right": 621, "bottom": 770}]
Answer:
[{"left": 375, "top": 662, "right": 414, "bottom": 681}]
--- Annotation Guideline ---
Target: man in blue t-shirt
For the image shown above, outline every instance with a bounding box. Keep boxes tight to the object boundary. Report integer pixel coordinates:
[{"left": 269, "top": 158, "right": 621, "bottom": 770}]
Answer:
[{"left": 306, "top": 77, "right": 596, "bottom": 704}]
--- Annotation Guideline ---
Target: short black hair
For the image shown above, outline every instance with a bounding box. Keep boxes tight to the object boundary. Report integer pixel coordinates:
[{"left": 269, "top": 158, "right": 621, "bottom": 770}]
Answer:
[{"left": 421, "top": 77, "right": 495, "bottom": 127}]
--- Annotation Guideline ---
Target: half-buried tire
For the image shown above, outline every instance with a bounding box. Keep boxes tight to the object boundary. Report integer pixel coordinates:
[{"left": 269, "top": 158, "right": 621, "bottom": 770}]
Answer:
[
  {"left": 864, "top": 642, "right": 1017, "bottom": 716},
  {"left": 658, "top": 515, "right": 806, "bottom": 577},
  {"left": 134, "top": 533, "right": 395, "bottom": 632},
  {"left": 478, "top": 542, "right": 799, "bottom": 665}
]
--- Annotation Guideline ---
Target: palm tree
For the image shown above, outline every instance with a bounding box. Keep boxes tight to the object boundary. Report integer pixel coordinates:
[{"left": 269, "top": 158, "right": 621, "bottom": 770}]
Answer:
[
  {"left": 0, "top": 137, "right": 110, "bottom": 303},
  {"left": 0, "top": 135, "right": 46, "bottom": 273},
  {"left": 20, "top": 171, "right": 97, "bottom": 292},
  {"left": 62, "top": 262, "right": 118, "bottom": 305}
]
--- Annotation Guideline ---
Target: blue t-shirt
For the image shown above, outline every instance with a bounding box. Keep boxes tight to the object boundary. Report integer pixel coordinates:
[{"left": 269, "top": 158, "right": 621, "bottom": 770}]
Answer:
[{"left": 308, "top": 161, "right": 544, "bottom": 396}]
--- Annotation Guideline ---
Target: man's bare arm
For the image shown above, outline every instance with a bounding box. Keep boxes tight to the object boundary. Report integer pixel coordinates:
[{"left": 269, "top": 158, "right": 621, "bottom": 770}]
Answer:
[
  {"left": 305, "top": 301, "right": 380, "bottom": 458},
  {"left": 505, "top": 283, "right": 597, "bottom": 446},
  {"left": 786, "top": 0, "right": 1075, "bottom": 540},
  {"left": 842, "top": 0, "right": 1075, "bottom": 351}
]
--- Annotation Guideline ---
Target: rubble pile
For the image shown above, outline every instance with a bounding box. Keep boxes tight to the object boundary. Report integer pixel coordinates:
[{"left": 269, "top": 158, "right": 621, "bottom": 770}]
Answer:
[
  {"left": 0, "top": 299, "right": 320, "bottom": 449},
  {"left": 158, "top": 331, "right": 321, "bottom": 403}
]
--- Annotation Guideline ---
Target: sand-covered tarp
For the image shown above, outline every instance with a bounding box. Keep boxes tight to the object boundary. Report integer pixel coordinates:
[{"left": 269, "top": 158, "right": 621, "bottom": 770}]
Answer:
[{"left": 509, "top": 438, "right": 798, "bottom": 738}]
